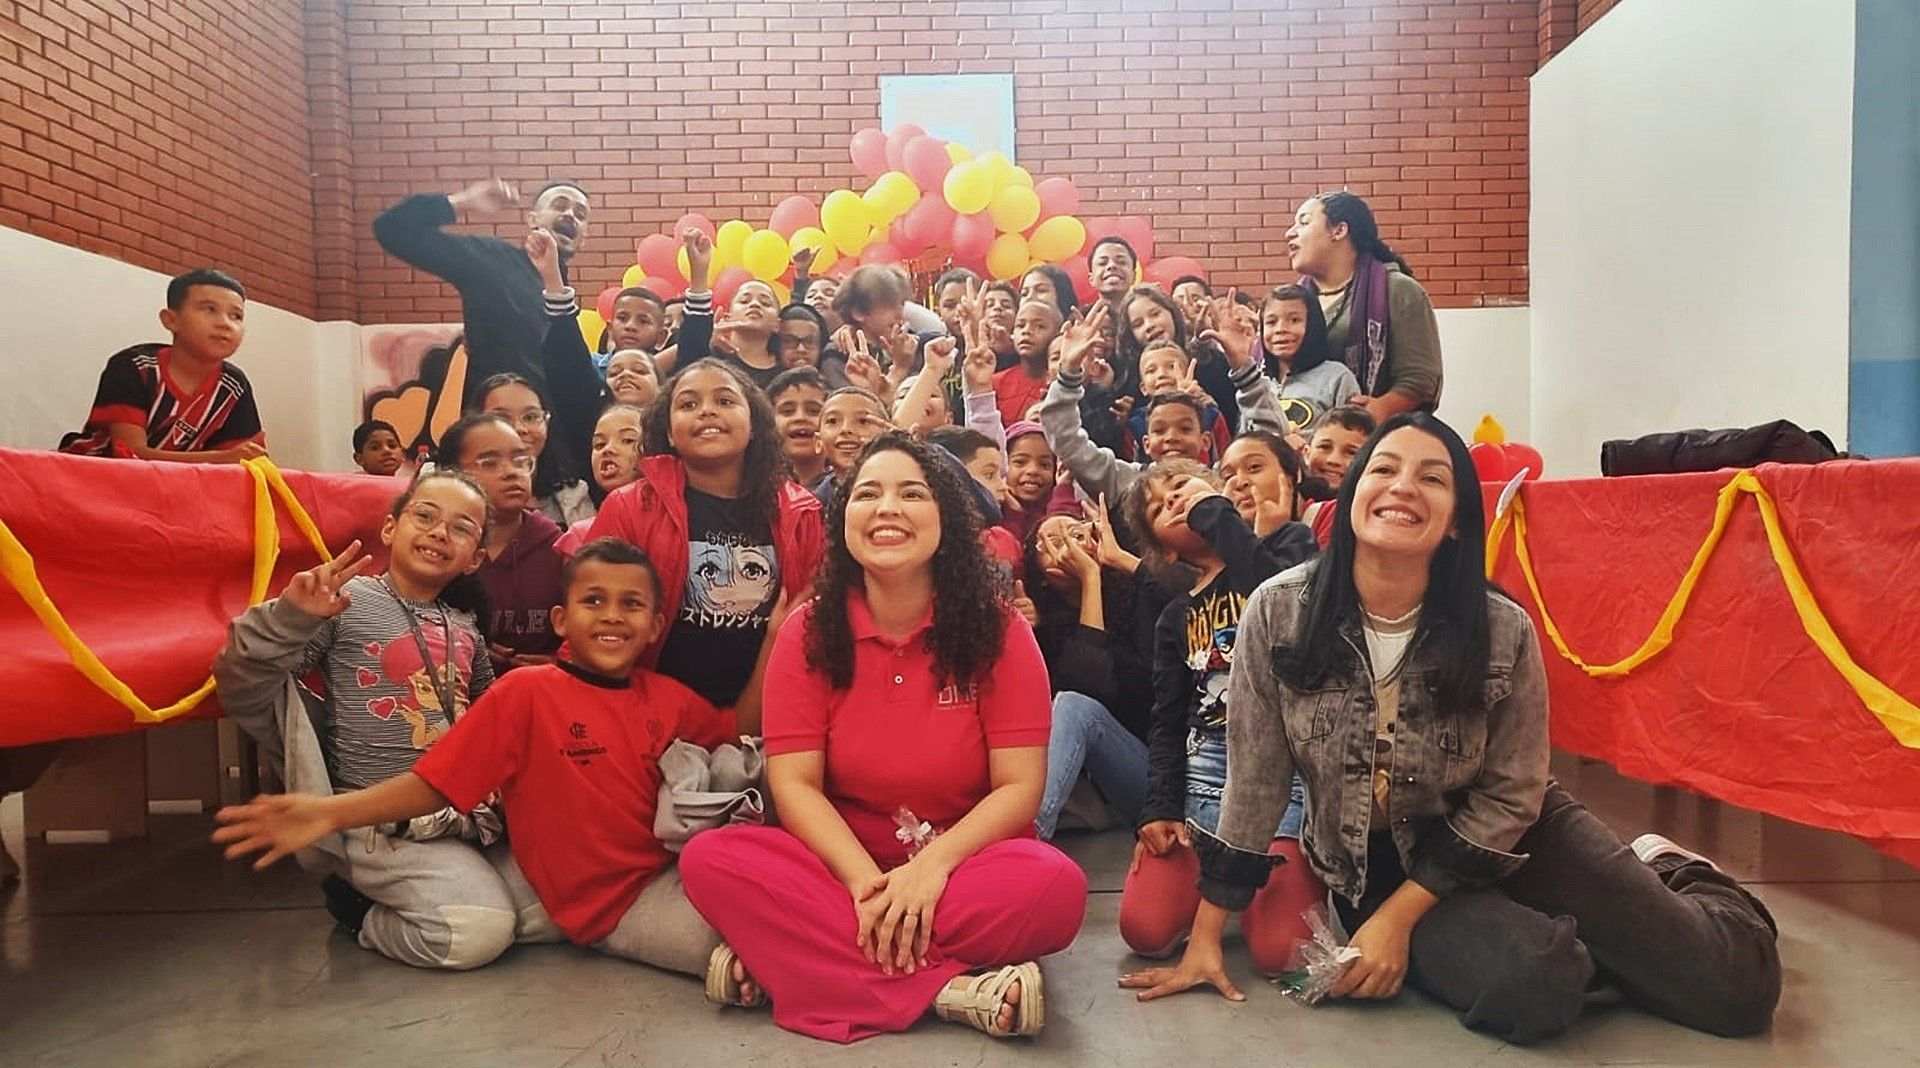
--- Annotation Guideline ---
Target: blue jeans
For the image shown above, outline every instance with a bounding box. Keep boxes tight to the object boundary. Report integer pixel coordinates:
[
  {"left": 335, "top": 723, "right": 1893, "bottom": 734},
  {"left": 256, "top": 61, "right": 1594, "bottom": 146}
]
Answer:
[
  {"left": 1036, "top": 691, "right": 1150, "bottom": 839},
  {"left": 1185, "top": 726, "right": 1305, "bottom": 839}
]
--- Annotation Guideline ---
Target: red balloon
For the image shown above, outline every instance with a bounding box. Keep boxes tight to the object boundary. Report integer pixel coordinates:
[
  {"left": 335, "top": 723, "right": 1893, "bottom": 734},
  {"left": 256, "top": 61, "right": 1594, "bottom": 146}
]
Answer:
[
  {"left": 1468, "top": 442, "right": 1510, "bottom": 483},
  {"left": 639, "top": 275, "right": 685, "bottom": 301},
  {"left": 712, "top": 266, "right": 753, "bottom": 308},
  {"left": 860, "top": 242, "right": 903, "bottom": 266},
  {"left": 635, "top": 232, "right": 680, "bottom": 278},
  {"left": 768, "top": 195, "right": 819, "bottom": 238},
  {"left": 884, "top": 123, "right": 928, "bottom": 172},
  {"left": 1080, "top": 216, "right": 1119, "bottom": 256},
  {"left": 889, "top": 218, "right": 928, "bottom": 258},
  {"left": 1033, "top": 177, "right": 1079, "bottom": 220},
  {"left": 899, "top": 195, "right": 954, "bottom": 248},
  {"left": 850, "top": 127, "right": 889, "bottom": 180},
  {"left": 950, "top": 210, "right": 996, "bottom": 260},
  {"left": 595, "top": 285, "right": 622, "bottom": 322},
  {"left": 1503, "top": 442, "right": 1545, "bottom": 481},
  {"left": 673, "top": 213, "right": 716, "bottom": 241},
  {"left": 1144, "top": 255, "right": 1207, "bottom": 288},
  {"left": 1065, "top": 255, "right": 1097, "bottom": 305},
  {"left": 902, "top": 135, "right": 952, "bottom": 191},
  {"left": 1114, "top": 215, "right": 1155, "bottom": 264}
]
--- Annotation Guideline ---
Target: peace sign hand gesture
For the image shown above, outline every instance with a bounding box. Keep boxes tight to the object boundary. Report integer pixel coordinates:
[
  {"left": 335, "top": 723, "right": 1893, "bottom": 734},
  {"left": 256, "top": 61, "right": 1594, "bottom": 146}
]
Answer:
[
  {"left": 280, "top": 540, "right": 372, "bottom": 620},
  {"left": 1198, "top": 291, "right": 1259, "bottom": 372},
  {"left": 1058, "top": 300, "right": 1109, "bottom": 376}
]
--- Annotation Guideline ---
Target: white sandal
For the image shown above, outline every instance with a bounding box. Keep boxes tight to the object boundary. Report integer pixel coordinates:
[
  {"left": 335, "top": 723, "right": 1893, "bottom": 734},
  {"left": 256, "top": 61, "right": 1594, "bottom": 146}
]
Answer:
[
  {"left": 704, "top": 943, "right": 766, "bottom": 1008},
  {"left": 933, "top": 961, "right": 1044, "bottom": 1038}
]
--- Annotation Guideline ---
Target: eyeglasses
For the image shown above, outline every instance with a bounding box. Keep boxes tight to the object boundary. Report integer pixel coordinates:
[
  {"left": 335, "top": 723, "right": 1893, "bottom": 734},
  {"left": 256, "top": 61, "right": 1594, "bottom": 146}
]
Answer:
[
  {"left": 471, "top": 454, "right": 537, "bottom": 474},
  {"left": 401, "top": 503, "right": 483, "bottom": 544},
  {"left": 490, "top": 409, "right": 549, "bottom": 429}
]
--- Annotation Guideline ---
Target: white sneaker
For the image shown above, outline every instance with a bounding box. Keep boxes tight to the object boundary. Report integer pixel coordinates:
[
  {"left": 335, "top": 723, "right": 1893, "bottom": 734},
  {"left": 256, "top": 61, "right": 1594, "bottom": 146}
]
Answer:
[{"left": 1630, "top": 833, "right": 1720, "bottom": 872}]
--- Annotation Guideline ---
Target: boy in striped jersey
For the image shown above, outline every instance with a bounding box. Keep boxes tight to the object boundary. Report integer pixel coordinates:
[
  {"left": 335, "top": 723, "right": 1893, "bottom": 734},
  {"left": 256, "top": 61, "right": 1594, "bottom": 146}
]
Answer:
[{"left": 59, "top": 268, "right": 267, "bottom": 462}]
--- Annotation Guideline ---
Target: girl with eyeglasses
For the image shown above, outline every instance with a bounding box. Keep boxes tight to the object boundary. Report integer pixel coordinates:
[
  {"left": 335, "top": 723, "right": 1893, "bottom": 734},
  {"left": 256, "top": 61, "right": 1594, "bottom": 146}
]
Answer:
[
  {"left": 211, "top": 469, "right": 526, "bottom": 969},
  {"left": 440, "top": 412, "right": 565, "bottom": 672},
  {"left": 476, "top": 372, "right": 594, "bottom": 526}
]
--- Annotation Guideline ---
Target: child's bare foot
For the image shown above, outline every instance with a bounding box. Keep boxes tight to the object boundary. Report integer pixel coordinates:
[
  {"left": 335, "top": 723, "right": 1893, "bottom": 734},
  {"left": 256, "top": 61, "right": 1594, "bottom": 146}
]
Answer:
[
  {"left": 705, "top": 943, "right": 765, "bottom": 1008},
  {"left": 733, "top": 957, "right": 761, "bottom": 1006},
  {"left": 944, "top": 974, "right": 1019, "bottom": 1032}
]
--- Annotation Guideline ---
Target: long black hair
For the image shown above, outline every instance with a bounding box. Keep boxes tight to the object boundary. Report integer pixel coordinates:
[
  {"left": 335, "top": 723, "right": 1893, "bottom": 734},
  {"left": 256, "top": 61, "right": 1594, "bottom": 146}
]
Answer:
[
  {"left": 1118, "top": 284, "right": 1189, "bottom": 371},
  {"left": 1276, "top": 412, "right": 1489, "bottom": 713},
  {"left": 1022, "top": 263, "right": 1080, "bottom": 318},
  {"left": 1313, "top": 190, "right": 1413, "bottom": 277},
  {"left": 1261, "top": 283, "right": 1334, "bottom": 378},
  {"left": 805, "top": 433, "right": 1007, "bottom": 691},
  {"left": 642, "top": 358, "right": 785, "bottom": 531},
  {"left": 388, "top": 468, "right": 493, "bottom": 637}
]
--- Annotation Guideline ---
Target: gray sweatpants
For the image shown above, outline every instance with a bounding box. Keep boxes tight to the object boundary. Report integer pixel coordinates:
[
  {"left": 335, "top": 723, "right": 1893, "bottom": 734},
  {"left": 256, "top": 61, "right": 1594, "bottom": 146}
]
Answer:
[{"left": 339, "top": 827, "right": 717, "bottom": 974}]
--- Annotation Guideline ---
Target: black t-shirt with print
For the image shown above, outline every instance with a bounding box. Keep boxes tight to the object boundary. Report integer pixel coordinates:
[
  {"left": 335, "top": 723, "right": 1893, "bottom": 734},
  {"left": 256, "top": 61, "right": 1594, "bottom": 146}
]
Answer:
[{"left": 654, "top": 486, "right": 780, "bottom": 708}]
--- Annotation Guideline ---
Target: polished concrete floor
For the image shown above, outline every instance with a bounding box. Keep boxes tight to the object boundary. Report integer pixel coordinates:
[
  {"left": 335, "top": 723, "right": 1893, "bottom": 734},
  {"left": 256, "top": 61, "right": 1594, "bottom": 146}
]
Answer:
[{"left": 4, "top": 754, "right": 1918, "bottom": 1068}]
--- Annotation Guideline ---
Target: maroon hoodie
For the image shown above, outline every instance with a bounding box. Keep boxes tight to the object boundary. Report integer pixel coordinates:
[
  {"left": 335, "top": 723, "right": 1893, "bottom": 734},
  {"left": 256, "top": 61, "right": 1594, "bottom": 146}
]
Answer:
[{"left": 477, "top": 507, "right": 565, "bottom": 661}]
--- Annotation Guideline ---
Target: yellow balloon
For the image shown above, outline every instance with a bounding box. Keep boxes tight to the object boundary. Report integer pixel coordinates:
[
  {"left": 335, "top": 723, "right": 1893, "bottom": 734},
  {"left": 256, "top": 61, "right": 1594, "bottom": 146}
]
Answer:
[
  {"left": 714, "top": 219, "right": 752, "bottom": 268},
  {"left": 863, "top": 171, "right": 920, "bottom": 227},
  {"left": 974, "top": 150, "right": 1013, "bottom": 192},
  {"left": 985, "top": 232, "right": 1029, "bottom": 281},
  {"left": 987, "top": 185, "right": 1041, "bottom": 234},
  {"left": 771, "top": 281, "right": 792, "bottom": 306},
  {"left": 943, "top": 162, "right": 994, "bottom": 215},
  {"left": 1007, "top": 165, "right": 1034, "bottom": 189},
  {"left": 945, "top": 143, "right": 972, "bottom": 164},
  {"left": 1027, "top": 214, "right": 1087, "bottom": 262},
  {"left": 790, "top": 226, "right": 839, "bottom": 272},
  {"left": 821, "top": 189, "right": 871, "bottom": 256},
  {"left": 743, "top": 228, "right": 791, "bottom": 281},
  {"left": 622, "top": 263, "right": 647, "bottom": 289},
  {"left": 577, "top": 309, "right": 607, "bottom": 350}
]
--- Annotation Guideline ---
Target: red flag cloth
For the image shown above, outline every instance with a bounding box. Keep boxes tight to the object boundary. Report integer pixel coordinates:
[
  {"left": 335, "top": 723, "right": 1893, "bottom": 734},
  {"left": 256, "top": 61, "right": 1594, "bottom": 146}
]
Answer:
[
  {"left": 0, "top": 449, "right": 399, "bottom": 745},
  {"left": 1485, "top": 459, "right": 1920, "bottom": 867}
]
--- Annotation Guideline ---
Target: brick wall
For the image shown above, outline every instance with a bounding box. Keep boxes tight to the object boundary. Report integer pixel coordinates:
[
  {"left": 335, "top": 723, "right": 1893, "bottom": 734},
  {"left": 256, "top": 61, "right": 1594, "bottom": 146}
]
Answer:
[
  {"left": 2, "top": 0, "right": 1541, "bottom": 321},
  {"left": 346, "top": 0, "right": 1536, "bottom": 319},
  {"left": 0, "top": 0, "right": 319, "bottom": 316}
]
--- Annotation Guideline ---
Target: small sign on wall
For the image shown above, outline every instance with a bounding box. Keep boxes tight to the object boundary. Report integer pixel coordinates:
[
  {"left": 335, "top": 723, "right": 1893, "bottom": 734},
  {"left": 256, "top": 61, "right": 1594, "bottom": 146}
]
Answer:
[{"left": 879, "top": 73, "right": 1016, "bottom": 161}]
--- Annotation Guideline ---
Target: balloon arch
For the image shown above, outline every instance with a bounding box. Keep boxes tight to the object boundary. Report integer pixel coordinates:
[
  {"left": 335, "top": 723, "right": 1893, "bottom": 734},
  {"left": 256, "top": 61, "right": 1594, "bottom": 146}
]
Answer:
[{"left": 578, "top": 124, "right": 1209, "bottom": 345}]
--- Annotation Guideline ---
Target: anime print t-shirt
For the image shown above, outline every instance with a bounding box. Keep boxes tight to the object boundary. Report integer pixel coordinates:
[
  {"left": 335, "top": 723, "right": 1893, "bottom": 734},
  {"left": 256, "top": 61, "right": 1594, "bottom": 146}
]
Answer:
[
  {"left": 302, "top": 576, "right": 493, "bottom": 790},
  {"left": 654, "top": 486, "right": 780, "bottom": 708},
  {"left": 1184, "top": 572, "right": 1247, "bottom": 733}
]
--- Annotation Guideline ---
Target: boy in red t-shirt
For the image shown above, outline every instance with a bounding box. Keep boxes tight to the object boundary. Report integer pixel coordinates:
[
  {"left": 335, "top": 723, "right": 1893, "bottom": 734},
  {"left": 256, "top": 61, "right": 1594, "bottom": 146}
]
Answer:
[
  {"left": 214, "top": 538, "right": 766, "bottom": 977},
  {"left": 60, "top": 268, "right": 268, "bottom": 462}
]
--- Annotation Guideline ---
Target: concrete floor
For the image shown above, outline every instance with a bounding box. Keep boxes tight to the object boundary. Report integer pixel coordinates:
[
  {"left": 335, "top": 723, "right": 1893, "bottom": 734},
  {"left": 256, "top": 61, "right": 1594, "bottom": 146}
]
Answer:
[{"left": 4, "top": 754, "right": 1918, "bottom": 1068}]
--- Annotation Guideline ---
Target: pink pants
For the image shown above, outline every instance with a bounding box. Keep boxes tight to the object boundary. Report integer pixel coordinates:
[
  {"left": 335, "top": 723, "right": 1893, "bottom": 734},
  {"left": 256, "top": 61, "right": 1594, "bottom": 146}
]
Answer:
[
  {"left": 678, "top": 824, "right": 1089, "bottom": 1043},
  {"left": 1118, "top": 837, "right": 1326, "bottom": 974}
]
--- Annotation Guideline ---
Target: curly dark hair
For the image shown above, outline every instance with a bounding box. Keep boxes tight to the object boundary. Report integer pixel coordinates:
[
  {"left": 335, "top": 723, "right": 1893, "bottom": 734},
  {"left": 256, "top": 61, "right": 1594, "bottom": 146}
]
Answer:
[
  {"left": 804, "top": 432, "right": 1008, "bottom": 691},
  {"left": 642, "top": 358, "right": 785, "bottom": 533}
]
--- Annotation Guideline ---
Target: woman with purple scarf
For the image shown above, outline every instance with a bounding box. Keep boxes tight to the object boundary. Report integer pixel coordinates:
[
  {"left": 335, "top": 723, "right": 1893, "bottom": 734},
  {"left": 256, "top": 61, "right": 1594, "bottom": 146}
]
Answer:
[{"left": 1285, "top": 191, "right": 1444, "bottom": 423}]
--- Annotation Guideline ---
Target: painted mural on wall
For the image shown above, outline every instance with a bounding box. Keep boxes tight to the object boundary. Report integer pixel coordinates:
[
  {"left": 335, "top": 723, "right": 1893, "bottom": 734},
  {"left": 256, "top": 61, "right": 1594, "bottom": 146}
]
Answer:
[{"left": 354, "top": 323, "right": 468, "bottom": 461}]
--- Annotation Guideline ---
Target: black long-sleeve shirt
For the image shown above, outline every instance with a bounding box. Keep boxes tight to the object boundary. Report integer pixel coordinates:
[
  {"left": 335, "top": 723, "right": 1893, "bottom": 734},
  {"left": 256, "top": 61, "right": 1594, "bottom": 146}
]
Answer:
[
  {"left": 1140, "top": 498, "right": 1318, "bottom": 825},
  {"left": 1029, "top": 571, "right": 1154, "bottom": 742}
]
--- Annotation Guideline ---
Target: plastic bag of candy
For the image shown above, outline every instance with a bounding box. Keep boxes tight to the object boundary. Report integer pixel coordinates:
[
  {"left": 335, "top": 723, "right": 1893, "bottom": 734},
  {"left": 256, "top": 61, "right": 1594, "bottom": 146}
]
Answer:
[{"left": 1272, "top": 904, "right": 1361, "bottom": 1005}]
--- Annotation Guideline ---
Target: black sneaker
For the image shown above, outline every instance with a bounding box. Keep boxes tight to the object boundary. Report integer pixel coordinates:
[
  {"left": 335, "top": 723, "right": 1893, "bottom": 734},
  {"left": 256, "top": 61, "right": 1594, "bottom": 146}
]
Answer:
[{"left": 320, "top": 874, "right": 375, "bottom": 935}]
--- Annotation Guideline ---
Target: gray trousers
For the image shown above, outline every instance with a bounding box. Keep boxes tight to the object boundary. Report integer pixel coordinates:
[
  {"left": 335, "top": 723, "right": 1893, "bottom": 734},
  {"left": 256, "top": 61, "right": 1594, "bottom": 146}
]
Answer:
[
  {"left": 341, "top": 828, "right": 718, "bottom": 975},
  {"left": 1336, "top": 782, "right": 1781, "bottom": 1045}
]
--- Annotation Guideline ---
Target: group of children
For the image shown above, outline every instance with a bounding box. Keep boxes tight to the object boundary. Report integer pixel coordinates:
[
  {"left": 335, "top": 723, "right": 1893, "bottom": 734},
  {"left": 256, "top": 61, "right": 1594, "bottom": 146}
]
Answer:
[{"left": 51, "top": 186, "right": 1649, "bottom": 1046}]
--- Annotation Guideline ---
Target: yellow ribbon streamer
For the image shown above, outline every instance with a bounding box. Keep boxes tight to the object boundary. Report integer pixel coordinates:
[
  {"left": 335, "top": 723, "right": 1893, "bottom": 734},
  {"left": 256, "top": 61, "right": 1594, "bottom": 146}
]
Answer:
[
  {"left": 1486, "top": 470, "right": 1920, "bottom": 747},
  {"left": 0, "top": 458, "right": 331, "bottom": 725}
]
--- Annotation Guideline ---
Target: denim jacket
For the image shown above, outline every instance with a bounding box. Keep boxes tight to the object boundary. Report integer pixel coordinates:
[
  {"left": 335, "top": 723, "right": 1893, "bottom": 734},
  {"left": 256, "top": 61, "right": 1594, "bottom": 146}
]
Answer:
[{"left": 1192, "top": 562, "right": 1551, "bottom": 910}]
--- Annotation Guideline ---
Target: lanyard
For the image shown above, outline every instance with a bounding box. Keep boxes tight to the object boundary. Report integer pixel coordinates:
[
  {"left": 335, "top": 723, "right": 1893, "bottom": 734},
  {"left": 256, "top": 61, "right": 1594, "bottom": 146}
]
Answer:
[{"left": 379, "top": 576, "right": 462, "bottom": 723}]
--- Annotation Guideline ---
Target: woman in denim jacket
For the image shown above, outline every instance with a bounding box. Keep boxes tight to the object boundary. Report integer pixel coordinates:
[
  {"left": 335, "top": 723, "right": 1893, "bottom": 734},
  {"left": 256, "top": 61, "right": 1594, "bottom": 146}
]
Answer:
[{"left": 1122, "top": 413, "right": 1781, "bottom": 1045}]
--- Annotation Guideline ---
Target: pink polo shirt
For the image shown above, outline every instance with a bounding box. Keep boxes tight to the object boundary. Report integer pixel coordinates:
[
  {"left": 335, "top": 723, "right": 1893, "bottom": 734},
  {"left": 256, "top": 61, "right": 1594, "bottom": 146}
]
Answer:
[{"left": 763, "top": 590, "right": 1051, "bottom": 866}]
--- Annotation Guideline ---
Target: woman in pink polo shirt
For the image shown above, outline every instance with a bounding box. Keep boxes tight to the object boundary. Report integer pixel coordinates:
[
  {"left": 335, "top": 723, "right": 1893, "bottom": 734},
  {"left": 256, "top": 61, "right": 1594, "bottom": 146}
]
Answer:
[{"left": 678, "top": 433, "right": 1088, "bottom": 1044}]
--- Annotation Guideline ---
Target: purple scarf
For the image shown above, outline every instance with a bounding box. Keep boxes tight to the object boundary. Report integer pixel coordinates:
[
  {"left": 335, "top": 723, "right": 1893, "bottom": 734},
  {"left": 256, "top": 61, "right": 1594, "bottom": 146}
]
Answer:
[{"left": 1308, "top": 256, "right": 1391, "bottom": 396}]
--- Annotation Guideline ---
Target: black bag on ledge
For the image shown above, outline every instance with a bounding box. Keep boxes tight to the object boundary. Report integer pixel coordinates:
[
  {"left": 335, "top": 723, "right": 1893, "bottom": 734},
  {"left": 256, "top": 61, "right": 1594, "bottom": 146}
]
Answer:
[{"left": 1600, "top": 420, "right": 1846, "bottom": 477}]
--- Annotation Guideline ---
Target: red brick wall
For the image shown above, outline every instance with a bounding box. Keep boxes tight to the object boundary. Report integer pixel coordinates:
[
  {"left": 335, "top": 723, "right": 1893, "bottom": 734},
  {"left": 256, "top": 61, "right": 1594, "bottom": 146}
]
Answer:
[
  {"left": 346, "top": 0, "right": 1535, "bottom": 319},
  {"left": 1576, "top": 0, "right": 1625, "bottom": 33},
  {"left": 0, "top": 0, "right": 319, "bottom": 316}
]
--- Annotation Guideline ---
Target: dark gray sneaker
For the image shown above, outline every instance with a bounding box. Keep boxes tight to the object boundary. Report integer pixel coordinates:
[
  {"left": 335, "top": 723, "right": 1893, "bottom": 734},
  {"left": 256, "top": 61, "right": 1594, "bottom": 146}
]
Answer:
[{"left": 320, "top": 874, "right": 375, "bottom": 935}]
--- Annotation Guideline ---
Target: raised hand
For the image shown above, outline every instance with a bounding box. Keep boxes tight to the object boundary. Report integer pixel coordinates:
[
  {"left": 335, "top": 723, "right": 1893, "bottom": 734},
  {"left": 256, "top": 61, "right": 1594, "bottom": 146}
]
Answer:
[
  {"left": 279, "top": 540, "right": 371, "bottom": 619},
  {"left": 1011, "top": 579, "right": 1038, "bottom": 626},
  {"left": 790, "top": 244, "right": 817, "bottom": 277},
  {"left": 524, "top": 228, "right": 563, "bottom": 290},
  {"left": 961, "top": 322, "right": 997, "bottom": 394},
  {"left": 451, "top": 178, "right": 516, "bottom": 214},
  {"left": 1198, "top": 291, "right": 1258, "bottom": 372},
  {"left": 683, "top": 227, "right": 715, "bottom": 290},
  {"left": 1161, "top": 476, "right": 1224, "bottom": 527},
  {"left": 1057, "top": 303, "right": 1107, "bottom": 376},
  {"left": 882, "top": 321, "right": 919, "bottom": 369},
  {"left": 921, "top": 335, "right": 958, "bottom": 378},
  {"left": 711, "top": 318, "right": 741, "bottom": 357}
]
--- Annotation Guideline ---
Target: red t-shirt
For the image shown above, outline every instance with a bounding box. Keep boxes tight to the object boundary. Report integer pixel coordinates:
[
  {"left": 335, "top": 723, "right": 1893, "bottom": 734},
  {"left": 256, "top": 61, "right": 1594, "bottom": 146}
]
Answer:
[
  {"left": 763, "top": 592, "right": 1051, "bottom": 867},
  {"left": 412, "top": 661, "right": 736, "bottom": 944},
  {"left": 992, "top": 365, "right": 1052, "bottom": 428}
]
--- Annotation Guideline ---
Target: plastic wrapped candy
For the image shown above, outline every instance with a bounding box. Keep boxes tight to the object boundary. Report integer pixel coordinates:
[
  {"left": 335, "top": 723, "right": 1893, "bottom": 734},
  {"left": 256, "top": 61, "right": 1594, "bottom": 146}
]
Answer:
[{"left": 1273, "top": 904, "right": 1362, "bottom": 1005}]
